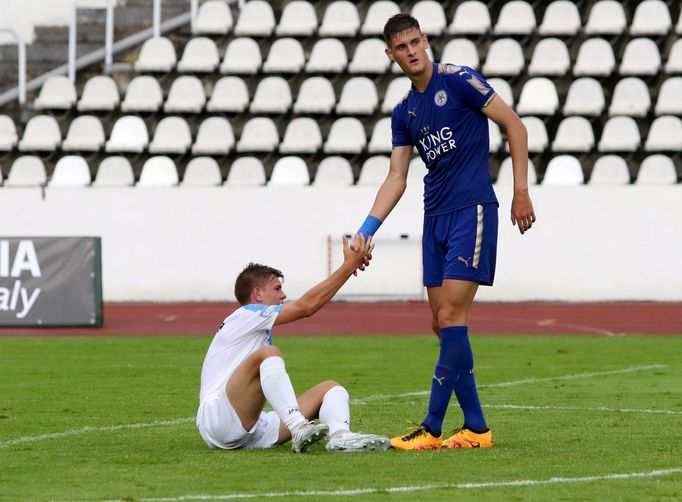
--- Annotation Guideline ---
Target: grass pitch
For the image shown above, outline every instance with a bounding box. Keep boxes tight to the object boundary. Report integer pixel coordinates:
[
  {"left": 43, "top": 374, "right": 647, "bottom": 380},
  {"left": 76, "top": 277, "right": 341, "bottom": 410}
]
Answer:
[{"left": 1, "top": 334, "right": 681, "bottom": 501}]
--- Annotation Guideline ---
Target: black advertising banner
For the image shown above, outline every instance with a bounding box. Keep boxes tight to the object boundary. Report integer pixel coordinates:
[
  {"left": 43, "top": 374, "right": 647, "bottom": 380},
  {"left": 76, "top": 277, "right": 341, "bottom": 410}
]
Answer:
[{"left": 0, "top": 237, "right": 102, "bottom": 326}]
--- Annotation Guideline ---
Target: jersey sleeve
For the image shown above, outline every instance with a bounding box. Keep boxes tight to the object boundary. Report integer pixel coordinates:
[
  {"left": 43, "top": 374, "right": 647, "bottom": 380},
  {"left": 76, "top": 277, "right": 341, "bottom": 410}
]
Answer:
[
  {"left": 444, "top": 65, "right": 496, "bottom": 110},
  {"left": 391, "top": 105, "right": 412, "bottom": 148},
  {"left": 241, "top": 304, "right": 284, "bottom": 331}
]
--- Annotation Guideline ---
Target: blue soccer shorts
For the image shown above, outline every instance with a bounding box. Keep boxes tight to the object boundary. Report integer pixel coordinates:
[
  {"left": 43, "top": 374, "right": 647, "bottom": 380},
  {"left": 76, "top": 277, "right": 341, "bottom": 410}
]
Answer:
[{"left": 422, "top": 203, "right": 498, "bottom": 288}]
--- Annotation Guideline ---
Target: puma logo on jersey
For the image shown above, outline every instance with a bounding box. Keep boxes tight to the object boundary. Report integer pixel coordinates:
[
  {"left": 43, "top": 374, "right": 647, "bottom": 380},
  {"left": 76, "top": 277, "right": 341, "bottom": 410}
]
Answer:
[
  {"left": 408, "top": 108, "right": 417, "bottom": 117},
  {"left": 457, "top": 256, "right": 472, "bottom": 267},
  {"left": 433, "top": 374, "right": 445, "bottom": 385}
]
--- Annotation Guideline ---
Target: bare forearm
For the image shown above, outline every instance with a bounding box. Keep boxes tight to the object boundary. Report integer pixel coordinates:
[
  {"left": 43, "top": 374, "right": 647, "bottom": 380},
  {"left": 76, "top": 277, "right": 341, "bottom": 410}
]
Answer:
[
  {"left": 296, "top": 265, "right": 355, "bottom": 317},
  {"left": 368, "top": 175, "right": 407, "bottom": 221},
  {"left": 506, "top": 120, "right": 529, "bottom": 194}
]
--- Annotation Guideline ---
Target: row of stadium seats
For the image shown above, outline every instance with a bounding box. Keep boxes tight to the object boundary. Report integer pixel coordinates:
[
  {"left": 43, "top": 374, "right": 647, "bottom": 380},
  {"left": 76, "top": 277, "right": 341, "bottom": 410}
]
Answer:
[
  {"left": 188, "top": 0, "right": 682, "bottom": 38},
  {"left": 0, "top": 153, "right": 678, "bottom": 187}
]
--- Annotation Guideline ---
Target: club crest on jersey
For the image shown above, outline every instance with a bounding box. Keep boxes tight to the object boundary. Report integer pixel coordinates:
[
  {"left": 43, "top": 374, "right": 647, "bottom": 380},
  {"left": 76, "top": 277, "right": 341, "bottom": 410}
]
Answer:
[{"left": 434, "top": 90, "right": 448, "bottom": 107}]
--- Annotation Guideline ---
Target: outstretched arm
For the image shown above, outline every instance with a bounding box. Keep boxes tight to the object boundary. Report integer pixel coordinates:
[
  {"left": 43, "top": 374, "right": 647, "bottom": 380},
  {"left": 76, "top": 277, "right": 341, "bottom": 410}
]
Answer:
[
  {"left": 483, "top": 95, "right": 536, "bottom": 234},
  {"left": 274, "top": 235, "right": 374, "bottom": 326}
]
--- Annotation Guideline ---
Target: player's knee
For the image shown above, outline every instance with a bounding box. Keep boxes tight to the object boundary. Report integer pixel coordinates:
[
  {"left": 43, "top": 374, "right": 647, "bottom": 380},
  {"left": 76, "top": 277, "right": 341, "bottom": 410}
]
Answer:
[
  {"left": 257, "top": 345, "right": 283, "bottom": 361},
  {"left": 320, "top": 380, "right": 340, "bottom": 393},
  {"left": 437, "top": 306, "right": 467, "bottom": 327},
  {"left": 431, "top": 318, "right": 440, "bottom": 337}
]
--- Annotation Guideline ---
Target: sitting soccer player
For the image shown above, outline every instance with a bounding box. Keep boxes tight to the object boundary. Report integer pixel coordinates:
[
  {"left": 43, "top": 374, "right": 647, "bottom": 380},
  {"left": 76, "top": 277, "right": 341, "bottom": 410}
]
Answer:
[{"left": 196, "top": 234, "right": 389, "bottom": 453}]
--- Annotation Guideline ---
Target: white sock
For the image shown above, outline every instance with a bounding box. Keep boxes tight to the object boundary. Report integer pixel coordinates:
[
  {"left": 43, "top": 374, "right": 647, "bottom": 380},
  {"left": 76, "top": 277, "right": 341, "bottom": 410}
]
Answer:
[
  {"left": 259, "top": 356, "right": 307, "bottom": 432},
  {"left": 319, "top": 385, "right": 350, "bottom": 436}
]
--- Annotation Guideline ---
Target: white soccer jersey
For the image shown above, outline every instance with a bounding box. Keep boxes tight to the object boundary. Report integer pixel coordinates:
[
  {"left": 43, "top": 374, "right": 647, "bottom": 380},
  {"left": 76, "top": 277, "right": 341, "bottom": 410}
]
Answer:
[{"left": 199, "top": 303, "right": 283, "bottom": 402}]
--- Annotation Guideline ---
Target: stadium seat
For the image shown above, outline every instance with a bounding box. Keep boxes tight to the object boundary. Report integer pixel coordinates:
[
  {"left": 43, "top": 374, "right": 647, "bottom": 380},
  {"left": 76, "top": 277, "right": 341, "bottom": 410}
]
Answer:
[
  {"left": 191, "top": 117, "right": 234, "bottom": 155},
  {"left": 495, "top": 156, "right": 537, "bottom": 185},
  {"left": 488, "top": 120, "right": 502, "bottom": 153},
  {"left": 551, "top": 116, "right": 595, "bottom": 152},
  {"left": 269, "top": 156, "right": 310, "bottom": 186},
  {"left": 381, "top": 76, "right": 411, "bottom": 113},
  {"left": 276, "top": 1, "right": 317, "bottom": 36},
  {"left": 0, "top": 115, "right": 18, "bottom": 151},
  {"left": 528, "top": 38, "right": 570, "bottom": 76},
  {"left": 236, "top": 117, "right": 279, "bottom": 152},
  {"left": 77, "top": 75, "right": 119, "bottom": 111},
  {"left": 598, "top": 116, "right": 641, "bottom": 152},
  {"left": 664, "top": 39, "right": 682, "bottom": 73},
  {"left": 520, "top": 116, "right": 548, "bottom": 153},
  {"left": 677, "top": 10, "right": 682, "bottom": 34},
  {"left": 573, "top": 38, "right": 615, "bottom": 76},
  {"left": 313, "top": 156, "right": 354, "bottom": 186},
  {"left": 121, "top": 76, "right": 163, "bottom": 112},
  {"left": 4, "top": 156, "right": 47, "bottom": 186},
  {"left": 515, "top": 78, "right": 559, "bottom": 116},
  {"left": 644, "top": 116, "right": 682, "bottom": 152},
  {"left": 207, "top": 76, "right": 249, "bottom": 113},
  {"left": 293, "top": 77, "right": 336, "bottom": 114},
  {"left": 636, "top": 155, "right": 677, "bottom": 184},
  {"left": 137, "top": 156, "right": 179, "bottom": 187},
  {"left": 543, "top": 155, "right": 584, "bottom": 185},
  {"left": 620, "top": 38, "right": 661, "bottom": 76},
  {"left": 441, "top": 39, "right": 479, "bottom": 69},
  {"left": 48, "top": 155, "right": 91, "bottom": 187},
  {"left": 192, "top": 0, "right": 233, "bottom": 35},
  {"left": 493, "top": 0, "right": 536, "bottom": 35},
  {"left": 487, "top": 78, "right": 514, "bottom": 107},
  {"left": 181, "top": 157, "right": 222, "bottom": 187},
  {"left": 368, "top": 117, "right": 392, "bottom": 154},
  {"left": 655, "top": 77, "right": 682, "bottom": 115},
  {"left": 318, "top": 1, "right": 360, "bottom": 37},
  {"left": 164, "top": 76, "right": 206, "bottom": 113},
  {"left": 538, "top": 1, "right": 581, "bottom": 36},
  {"left": 584, "top": 0, "right": 627, "bottom": 35},
  {"left": 348, "top": 38, "right": 390, "bottom": 74},
  {"left": 305, "top": 38, "right": 348, "bottom": 73},
  {"left": 588, "top": 155, "right": 631, "bottom": 185},
  {"left": 408, "top": 156, "right": 428, "bottom": 182},
  {"left": 148, "top": 116, "right": 192, "bottom": 154},
  {"left": 449, "top": 1, "right": 491, "bottom": 35},
  {"left": 630, "top": 0, "right": 671, "bottom": 36},
  {"left": 220, "top": 37, "right": 261, "bottom": 74},
  {"left": 361, "top": 1, "right": 400, "bottom": 35},
  {"left": 608, "top": 77, "right": 651, "bottom": 117},
  {"left": 34, "top": 76, "right": 77, "bottom": 110},
  {"left": 263, "top": 38, "right": 305, "bottom": 73},
  {"left": 279, "top": 118, "right": 322, "bottom": 154},
  {"left": 482, "top": 38, "right": 525, "bottom": 77},
  {"left": 18, "top": 115, "right": 61, "bottom": 151},
  {"left": 249, "top": 76, "right": 292, "bottom": 114},
  {"left": 323, "top": 117, "right": 366, "bottom": 154},
  {"left": 336, "top": 77, "right": 378, "bottom": 114},
  {"left": 225, "top": 156, "right": 266, "bottom": 186},
  {"left": 233, "top": 0, "right": 275, "bottom": 36},
  {"left": 61, "top": 115, "right": 105, "bottom": 152},
  {"left": 93, "top": 156, "right": 135, "bottom": 187},
  {"left": 411, "top": 1, "right": 447, "bottom": 36},
  {"left": 177, "top": 37, "right": 220, "bottom": 73},
  {"left": 134, "top": 37, "right": 176, "bottom": 72},
  {"left": 105, "top": 116, "right": 149, "bottom": 153},
  {"left": 563, "top": 78, "right": 605, "bottom": 116},
  {"left": 358, "top": 156, "right": 390, "bottom": 185}
]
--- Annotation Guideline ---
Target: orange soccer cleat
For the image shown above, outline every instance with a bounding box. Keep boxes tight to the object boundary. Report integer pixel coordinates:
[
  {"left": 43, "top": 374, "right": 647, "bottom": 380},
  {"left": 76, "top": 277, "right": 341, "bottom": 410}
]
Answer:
[
  {"left": 443, "top": 428, "right": 493, "bottom": 448},
  {"left": 390, "top": 427, "right": 442, "bottom": 451}
]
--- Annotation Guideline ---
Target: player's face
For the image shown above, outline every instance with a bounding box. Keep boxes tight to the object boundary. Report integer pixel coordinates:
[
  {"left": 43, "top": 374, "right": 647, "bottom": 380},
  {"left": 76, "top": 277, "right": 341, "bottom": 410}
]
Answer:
[
  {"left": 256, "top": 275, "right": 287, "bottom": 305},
  {"left": 385, "top": 28, "right": 430, "bottom": 77}
]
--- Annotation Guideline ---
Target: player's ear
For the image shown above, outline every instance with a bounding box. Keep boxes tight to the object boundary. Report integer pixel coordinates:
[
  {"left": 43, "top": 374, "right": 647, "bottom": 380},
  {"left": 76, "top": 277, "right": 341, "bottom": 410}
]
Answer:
[
  {"left": 423, "top": 33, "right": 429, "bottom": 50},
  {"left": 385, "top": 47, "right": 394, "bottom": 61},
  {"left": 253, "top": 287, "right": 262, "bottom": 303}
]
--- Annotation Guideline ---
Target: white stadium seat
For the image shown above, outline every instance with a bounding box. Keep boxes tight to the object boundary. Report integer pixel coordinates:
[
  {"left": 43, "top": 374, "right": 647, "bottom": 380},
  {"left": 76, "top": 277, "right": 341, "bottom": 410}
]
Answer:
[
  {"left": 149, "top": 116, "right": 192, "bottom": 155},
  {"left": 34, "top": 76, "right": 77, "bottom": 110},
  {"left": 538, "top": 1, "right": 581, "bottom": 36},
  {"left": 361, "top": 1, "right": 400, "bottom": 35},
  {"left": 192, "top": 117, "right": 234, "bottom": 156},
  {"left": 236, "top": 117, "right": 279, "bottom": 153},
  {"left": 249, "top": 76, "right": 292, "bottom": 114},
  {"left": 411, "top": 1, "right": 447, "bottom": 36},
  {"left": 408, "top": 157, "right": 429, "bottom": 182},
  {"left": 313, "top": 157, "right": 354, "bottom": 186},
  {"left": 665, "top": 39, "right": 682, "bottom": 73},
  {"left": 18, "top": 115, "right": 61, "bottom": 151},
  {"left": 134, "top": 37, "right": 176, "bottom": 72},
  {"left": 368, "top": 117, "right": 392, "bottom": 154},
  {"left": 482, "top": 38, "right": 525, "bottom": 77},
  {"left": 0, "top": 115, "right": 18, "bottom": 151},
  {"left": 358, "top": 156, "right": 390, "bottom": 185},
  {"left": 192, "top": 0, "right": 233, "bottom": 35},
  {"left": 93, "top": 157, "right": 135, "bottom": 187},
  {"left": 655, "top": 78, "right": 682, "bottom": 115},
  {"left": 324, "top": 117, "right": 366, "bottom": 154},
  {"left": 234, "top": 0, "right": 275, "bottom": 36},
  {"left": 585, "top": 0, "right": 627, "bottom": 35},
  {"left": 588, "top": 155, "right": 631, "bottom": 185},
  {"left": 488, "top": 120, "right": 502, "bottom": 153},
  {"left": 543, "top": 155, "right": 584, "bottom": 185},
  {"left": 598, "top": 117, "right": 641, "bottom": 152},
  {"left": 5, "top": 156, "right": 47, "bottom": 187},
  {"left": 105, "top": 116, "right": 149, "bottom": 153},
  {"left": 495, "top": 157, "right": 537, "bottom": 185},
  {"left": 276, "top": 1, "right": 318, "bottom": 36},
  {"left": 121, "top": 76, "right": 163, "bottom": 112},
  {"left": 677, "top": 9, "right": 682, "bottom": 34},
  {"left": 520, "top": 116, "right": 548, "bottom": 153},
  {"left": 306, "top": 38, "right": 348, "bottom": 73},
  {"left": 48, "top": 156, "right": 91, "bottom": 187},
  {"left": 551, "top": 116, "right": 595, "bottom": 153},
  {"left": 494, "top": 0, "right": 536, "bottom": 35},
  {"left": 62, "top": 115, "right": 105, "bottom": 152},
  {"left": 225, "top": 157, "right": 266, "bottom": 186},
  {"left": 78, "top": 75, "right": 119, "bottom": 111},
  {"left": 608, "top": 78, "right": 651, "bottom": 117},
  {"left": 220, "top": 38, "right": 261, "bottom": 74},
  {"left": 636, "top": 155, "right": 677, "bottom": 184},
  {"left": 515, "top": 78, "right": 559, "bottom": 116},
  {"left": 269, "top": 156, "right": 310, "bottom": 186},
  {"left": 177, "top": 37, "right": 220, "bottom": 73},
  {"left": 449, "top": 1, "right": 491, "bottom": 35},
  {"left": 487, "top": 78, "right": 514, "bottom": 107},
  {"left": 645, "top": 116, "right": 682, "bottom": 152},
  {"left": 573, "top": 38, "right": 615, "bottom": 76},
  {"left": 336, "top": 77, "right": 378, "bottom": 114},
  {"left": 137, "top": 156, "right": 179, "bottom": 187},
  {"left": 207, "top": 77, "right": 249, "bottom": 113},
  {"left": 619, "top": 38, "right": 661, "bottom": 76},
  {"left": 441, "top": 39, "right": 479, "bottom": 69},
  {"left": 294, "top": 77, "right": 336, "bottom": 114},
  {"left": 318, "top": 1, "right": 360, "bottom": 37},
  {"left": 563, "top": 78, "right": 605, "bottom": 116},
  {"left": 348, "top": 38, "right": 390, "bottom": 74},
  {"left": 630, "top": 0, "right": 671, "bottom": 36},
  {"left": 263, "top": 38, "right": 305, "bottom": 73},
  {"left": 279, "top": 118, "right": 322, "bottom": 154},
  {"left": 528, "top": 38, "right": 570, "bottom": 76},
  {"left": 181, "top": 157, "right": 223, "bottom": 187},
  {"left": 164, "top": 76, "right": 206, "bottom": 113},
  {"left": 381, "top": 76, "right": 411, "bottom": 113}
]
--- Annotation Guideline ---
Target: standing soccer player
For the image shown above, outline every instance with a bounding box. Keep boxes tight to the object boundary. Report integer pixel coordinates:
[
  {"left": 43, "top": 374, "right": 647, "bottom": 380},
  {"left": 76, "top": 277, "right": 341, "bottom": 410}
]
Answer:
[{"left": 355, "top": 14, "right": 536, "bottom": 450}]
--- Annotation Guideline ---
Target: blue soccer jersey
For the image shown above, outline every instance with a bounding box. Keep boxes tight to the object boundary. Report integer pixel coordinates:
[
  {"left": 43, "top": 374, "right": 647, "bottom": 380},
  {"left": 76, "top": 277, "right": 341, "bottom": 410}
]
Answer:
[{"left": 392, "top": 63, "right": 499, "bottom": 215}]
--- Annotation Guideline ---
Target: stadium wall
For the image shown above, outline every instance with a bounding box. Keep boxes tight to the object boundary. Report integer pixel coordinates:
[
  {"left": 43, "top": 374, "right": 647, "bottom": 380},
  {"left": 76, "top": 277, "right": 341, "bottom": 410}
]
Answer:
[{"left": 1, "top": 184, "right": 680, "bottom": 302}]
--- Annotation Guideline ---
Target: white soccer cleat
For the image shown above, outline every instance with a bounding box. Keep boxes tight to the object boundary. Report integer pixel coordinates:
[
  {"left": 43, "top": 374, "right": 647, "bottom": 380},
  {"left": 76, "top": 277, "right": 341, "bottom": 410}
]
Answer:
[
  {"left": 325, "top": 430, "right": 391, "bottom": 452},
  {"left": 291, "top": 421, "right": 329, "bottom": 453}
]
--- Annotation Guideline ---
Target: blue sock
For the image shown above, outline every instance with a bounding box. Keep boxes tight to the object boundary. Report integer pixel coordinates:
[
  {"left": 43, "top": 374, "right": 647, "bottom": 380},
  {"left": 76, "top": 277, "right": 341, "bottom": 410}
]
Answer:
[{"left": 450, "top": 326, "right": 487, "bottom": 433}]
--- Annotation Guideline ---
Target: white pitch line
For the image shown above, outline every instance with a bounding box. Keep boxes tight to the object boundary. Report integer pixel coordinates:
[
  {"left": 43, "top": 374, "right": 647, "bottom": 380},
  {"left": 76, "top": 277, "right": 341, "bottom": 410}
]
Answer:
[
  {"left": 485, "top": 403, "right": 682, "bottom": 415},
  {"left": 128, "top": 467, "right": 682, "bottom": 501}
]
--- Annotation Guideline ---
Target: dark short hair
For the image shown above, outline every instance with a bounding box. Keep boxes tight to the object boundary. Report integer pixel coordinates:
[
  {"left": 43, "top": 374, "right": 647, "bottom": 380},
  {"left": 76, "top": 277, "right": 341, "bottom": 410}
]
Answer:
[
  {"left": 383, "top": 13, "right": 421, "bottom": 46},
  {"left": 234, "top": 263, "right": 283, "bottom": 305}
]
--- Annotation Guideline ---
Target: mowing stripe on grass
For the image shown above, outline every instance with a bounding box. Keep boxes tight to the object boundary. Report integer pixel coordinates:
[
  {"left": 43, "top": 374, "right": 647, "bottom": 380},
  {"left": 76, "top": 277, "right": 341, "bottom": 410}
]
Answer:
[{"left": 113, "top": 467, "right": 682, "bottom": 501}]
